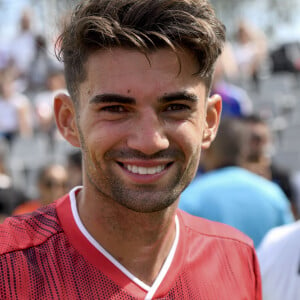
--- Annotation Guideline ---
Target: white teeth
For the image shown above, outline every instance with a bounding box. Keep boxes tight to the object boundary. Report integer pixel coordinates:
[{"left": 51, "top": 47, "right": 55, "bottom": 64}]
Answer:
[{"left": 125, "top": 164, "right": 165, "bottom": 175}]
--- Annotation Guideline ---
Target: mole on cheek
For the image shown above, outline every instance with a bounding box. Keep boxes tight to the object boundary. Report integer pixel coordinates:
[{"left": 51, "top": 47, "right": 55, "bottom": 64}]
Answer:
[{"left": 127, "top": 89, "right": 131, "bottom": 94}]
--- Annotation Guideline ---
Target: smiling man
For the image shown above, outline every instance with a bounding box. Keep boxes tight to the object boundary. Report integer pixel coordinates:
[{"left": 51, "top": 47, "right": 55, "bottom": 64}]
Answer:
[{"left": 0, "top": 0, "right": 261, "bottom": 299}]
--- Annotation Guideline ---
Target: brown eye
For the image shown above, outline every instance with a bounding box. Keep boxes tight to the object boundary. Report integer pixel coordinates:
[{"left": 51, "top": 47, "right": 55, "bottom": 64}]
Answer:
[
  {"left": 166, "top": 104, "right": 189, "bottom": 111},
  {"left": 102, "top": 105, "right": 127, "bottom": 113}
]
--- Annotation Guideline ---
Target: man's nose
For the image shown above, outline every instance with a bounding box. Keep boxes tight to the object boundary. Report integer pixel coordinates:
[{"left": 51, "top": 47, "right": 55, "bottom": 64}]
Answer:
[{"left": 126, "top": 111, "right": 170, "bottom": 155}]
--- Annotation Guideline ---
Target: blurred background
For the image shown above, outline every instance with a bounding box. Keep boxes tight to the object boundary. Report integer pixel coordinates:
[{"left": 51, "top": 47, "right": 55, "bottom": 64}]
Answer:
[{"left": 0, "top": 0, "right": 300, "bottom": 219}]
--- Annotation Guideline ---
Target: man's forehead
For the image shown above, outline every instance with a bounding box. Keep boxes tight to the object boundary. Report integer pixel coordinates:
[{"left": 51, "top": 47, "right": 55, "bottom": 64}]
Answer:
[
  {"left": 86, "top": 47, "right": 199, "bottom": 74},
  {"left": 80, "top": 47, "right": 205, "bottom": 99}
]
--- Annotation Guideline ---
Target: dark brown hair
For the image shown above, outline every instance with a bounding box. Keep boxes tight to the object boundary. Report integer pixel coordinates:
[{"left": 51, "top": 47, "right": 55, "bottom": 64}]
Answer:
[{"left": 56, "top": 0, "right": 226, "bottom": 102}]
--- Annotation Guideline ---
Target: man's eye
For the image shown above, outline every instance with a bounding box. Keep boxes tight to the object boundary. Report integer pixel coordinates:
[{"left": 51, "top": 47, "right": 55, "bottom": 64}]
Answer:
[
  {"left": 102, "top": 105, "right": 126, "bottom": 113},
  {"left": 166, "top": 103, "right": 189, "bottom": 111}
]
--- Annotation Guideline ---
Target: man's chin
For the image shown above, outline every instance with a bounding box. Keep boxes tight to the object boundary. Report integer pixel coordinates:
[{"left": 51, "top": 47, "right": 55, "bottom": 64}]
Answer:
[{"left": 113, "top": 190, "right": 179, "bottom": 213}]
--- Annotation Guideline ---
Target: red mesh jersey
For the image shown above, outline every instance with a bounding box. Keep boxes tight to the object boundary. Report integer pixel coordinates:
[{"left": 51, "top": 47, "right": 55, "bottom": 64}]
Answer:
[{"left": 0, "top": 193, "right": 262, "bottom": 299}]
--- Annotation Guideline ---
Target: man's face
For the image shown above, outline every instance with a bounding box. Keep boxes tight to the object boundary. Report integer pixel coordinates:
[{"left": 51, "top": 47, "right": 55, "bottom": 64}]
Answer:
[
  {"left": 247, "top": 122, "right": 271, "bottom": 161},
  {"left": 67, "top": 48, "right": 220, "bottom": 213},
  {"left": 39, "top": 165, "right": 68, "bottom": 206}
]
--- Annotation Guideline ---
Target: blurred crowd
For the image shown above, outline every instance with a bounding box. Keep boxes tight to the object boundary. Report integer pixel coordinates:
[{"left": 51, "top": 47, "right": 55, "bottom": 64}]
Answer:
[{"left": 0, "top": 8, "right": 80, "bottom": 221}]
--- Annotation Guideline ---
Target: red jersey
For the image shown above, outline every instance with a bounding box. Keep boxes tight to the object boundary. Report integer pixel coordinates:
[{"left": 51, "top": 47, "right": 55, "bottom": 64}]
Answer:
[{"left": 0, "top": 188, "right": 261, "bottom": 299}]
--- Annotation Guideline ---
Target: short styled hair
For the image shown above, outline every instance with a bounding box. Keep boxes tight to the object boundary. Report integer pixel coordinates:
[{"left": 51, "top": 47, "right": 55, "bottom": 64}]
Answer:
[{"left": 56, "top": 0, "right": 226, "bottom": 102}]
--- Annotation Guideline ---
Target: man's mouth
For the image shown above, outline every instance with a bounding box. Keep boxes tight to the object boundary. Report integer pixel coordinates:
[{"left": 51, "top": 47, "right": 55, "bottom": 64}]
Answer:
[{"left": 123, "top": 164, "right": 167, "bottom": 175}]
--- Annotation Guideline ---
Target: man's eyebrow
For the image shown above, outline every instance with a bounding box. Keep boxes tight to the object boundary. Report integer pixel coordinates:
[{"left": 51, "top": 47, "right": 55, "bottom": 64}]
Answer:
[
  {"left": 89, "top": 94, "right": 136, "bottom": 105},
  {"left": 159, "top": 91, "right": 198, "bottom": 103}
]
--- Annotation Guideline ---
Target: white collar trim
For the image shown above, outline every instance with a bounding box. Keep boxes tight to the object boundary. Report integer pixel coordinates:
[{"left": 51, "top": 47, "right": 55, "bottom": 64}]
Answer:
[{"left": 69, "top": 186, "right": 180, "bottom": 299}]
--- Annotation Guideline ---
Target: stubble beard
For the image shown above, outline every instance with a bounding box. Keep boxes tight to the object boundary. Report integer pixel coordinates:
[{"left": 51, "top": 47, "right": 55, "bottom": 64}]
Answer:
[
  {"left": 101, "top": 165, "right": 192, "bottom": 213},
  {"left": 78, "top": 128, "right": 199, "bottom": 213},
  {"left": 86, "top": 152, "right": 198, "bottom": 214}
]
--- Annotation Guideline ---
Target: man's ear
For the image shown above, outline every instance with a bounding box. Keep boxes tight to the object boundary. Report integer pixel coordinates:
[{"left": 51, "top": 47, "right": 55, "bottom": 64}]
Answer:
[
  {"left": 54, "top": 93, "right": 81, "bottom": 148},
  {"left": 202, "top": 94, "right": 222, "bottom": 149}
]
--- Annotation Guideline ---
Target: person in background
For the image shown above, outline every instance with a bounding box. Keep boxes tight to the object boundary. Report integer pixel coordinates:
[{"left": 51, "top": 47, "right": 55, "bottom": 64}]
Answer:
[
  {"left": 241, "top": 114, "right": 298, "bottom": 218},
  {"left": 0, "top": 141, "right": 28, "bottom": 220},
  {"left": 0, "top": 1, "right": 261, "bottom": 299},
  {"left": 291, "top": 172, "right": 300, "bottom": 221},
  {"left": 9, "top": 8, "right": 37, "bottom": 91},
  {"left": 13, "top": 163, "right": 68, "bottom": 215},
  {"left": 66, "top": 150, "right": 82, "bottom": 189},
  {"left": 257, "top": 220, "right": 300, "bottom": 300},
  {"left": 233, "top": 20, "right": 267, "bottom": 90},
  {"left": 212, "top": 42, "right": 253, "bottom": 117},
  {"left": 27, "top": 35, "right": 62, "bottom": 93},
  {"left": 0, "top": 67, "right": 33, "bottom": 147},
  {"left": 179, "top": 117, "right": 295, "bottom": 248},
  {"left": 33, "top": 69, "right": 66, "bottom": 149}
]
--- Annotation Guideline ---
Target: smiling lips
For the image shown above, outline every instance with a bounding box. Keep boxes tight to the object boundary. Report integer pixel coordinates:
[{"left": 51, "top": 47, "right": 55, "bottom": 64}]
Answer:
[{"left": 124, "top": 164, "right": 167, "bottom": 175}]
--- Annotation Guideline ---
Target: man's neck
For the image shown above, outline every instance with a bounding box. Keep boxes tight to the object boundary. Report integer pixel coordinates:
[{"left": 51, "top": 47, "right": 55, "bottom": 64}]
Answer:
[{"left": 76, "top": 188, "right": 178, "bottom": 285}]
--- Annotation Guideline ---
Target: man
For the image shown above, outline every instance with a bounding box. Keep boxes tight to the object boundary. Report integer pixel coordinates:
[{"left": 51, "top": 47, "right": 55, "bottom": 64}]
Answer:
[
  {"left": 240, "top": 114, "right": 298, "bottom": 217},
  {"left": 13, "top": 163, "right": 69, "bottom": 215},
  {"left": 257, "top": 220, "right": 300, "bottom": 300},
  {"left": 0, "top": 141, "right": 28, "bottom": 219},
  {"left": 66, "top": 150, "right": 82, "bottom": 189},
  {"left": 0, "top": 1, "right": 261, "bottom": 299},
  {"left": 179, "top": 117, "right": 294, "bottom": 248}
]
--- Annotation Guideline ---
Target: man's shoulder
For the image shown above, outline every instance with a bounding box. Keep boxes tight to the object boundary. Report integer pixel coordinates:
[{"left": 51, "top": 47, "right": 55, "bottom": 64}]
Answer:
[
  {"left": 0, "top": 202, "right": 62, "bottom": 255},
  {"left": 178, "top": 209, "right": 254, "bottom": 248}
]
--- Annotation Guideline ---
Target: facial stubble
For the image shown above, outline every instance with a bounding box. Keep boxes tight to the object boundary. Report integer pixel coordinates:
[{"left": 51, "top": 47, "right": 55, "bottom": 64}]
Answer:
[{"left": 78, "top": 125, "right": 200, "bottom": 213}]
